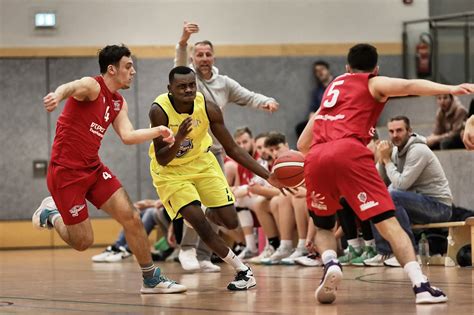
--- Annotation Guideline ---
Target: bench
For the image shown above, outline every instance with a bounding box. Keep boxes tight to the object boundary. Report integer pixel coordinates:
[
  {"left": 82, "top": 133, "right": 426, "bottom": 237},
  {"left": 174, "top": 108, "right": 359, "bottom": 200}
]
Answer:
[{"left": 412, "top": 217, "right": 474, "bottom": 267}]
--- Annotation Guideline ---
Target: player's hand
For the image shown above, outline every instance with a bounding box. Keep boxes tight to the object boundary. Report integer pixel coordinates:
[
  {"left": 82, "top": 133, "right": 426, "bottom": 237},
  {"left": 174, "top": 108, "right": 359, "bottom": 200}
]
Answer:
[
  {"left": 463, "top": 116, "right": 474, "bottom": 150},
  {"left": 261, "top": 101, "right": 279, "bottom": 113},
  {"left": 305, "top": 239, "right": 316, "bottom": 253},
  {"left": 43, "top": 92, "right": 60, "bottom": 112},
  {"left": 179, "top": 21, "right": 199, "bottom": 46},
  {"left": 176, "top": 117, "right": 193, "bottom": 142},
  {"left": 157, "top": 126, "right": 175, "bottom": 145},
  {"left": 450, "top": 83, "right": 474, "bottom": 95},
  {"left": 293, "top": 186, "right": 307, "bottom": 198}
]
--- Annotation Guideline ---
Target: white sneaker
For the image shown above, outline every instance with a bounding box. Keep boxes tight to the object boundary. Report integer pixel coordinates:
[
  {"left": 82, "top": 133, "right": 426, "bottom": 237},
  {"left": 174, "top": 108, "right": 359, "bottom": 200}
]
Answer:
[
  {"left": 281, "top": 247, "right": 308, "bottom": 265},
  {"left": 383, "top": 256, "right": 401, "bottom": 268},
  {"left": 248, "top": 245, "right": 275, "bottom": 264},
  {"left": 227, "top": 267, "right": 256, "bottom": 291},
  {"left": 199, "top": 260, "right": 221, "bottom": 273},
  {"left": 141, "top": 268, "right": 187, "bottom": 294},
  {"left": 237, "top": 248, "right": 258, "bottom": 260},
  {"left": 92, "top": 245, "right": 120, "bottom": 262},
  {"left": 414, "top": 282, "right": 448, "bottom": 304},
  {"left": 105, "top": 246, "right": 132, "bottom": 262},
  {"left": 294, "top": 253, "right": 323, "bottom": 267},
  {"left": 178, "top": 248, "right": 200, "bottom": 271},
  {"left": 261, "top": 246, "right": 293, "bottom": 265},
  {"left": 315, "top": 260, "right": 343, "bottom": 304},
  {"left": 363, "top": 254, "right": 392, "bottom": 267},
  {"left": 32, "top": 196, "right": 59, "bottom": 230}
]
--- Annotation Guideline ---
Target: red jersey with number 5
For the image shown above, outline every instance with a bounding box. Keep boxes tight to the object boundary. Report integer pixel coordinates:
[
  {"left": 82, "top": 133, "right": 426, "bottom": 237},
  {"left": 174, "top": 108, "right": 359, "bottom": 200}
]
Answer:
[
  {"left": 50, "top": 76, "right": 124, "bottom": 169},
  {"left": 311, "top": 73, "right": 386, "bottom": 147}
]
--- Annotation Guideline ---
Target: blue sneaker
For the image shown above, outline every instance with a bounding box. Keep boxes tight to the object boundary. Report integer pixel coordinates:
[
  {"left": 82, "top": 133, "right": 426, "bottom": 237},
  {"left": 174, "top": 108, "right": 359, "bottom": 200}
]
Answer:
[
  {"left": 32, "top": 197, "right": 59, "bottom": 230},
  {"left": 315, "top": 260, "right": 343, "bottom": 304},
  {"left": 414, "top": 282, "right": 448, "bottom": 304},
  {"left": 141, "top": 268, "right": 187, "bottom": 294}
]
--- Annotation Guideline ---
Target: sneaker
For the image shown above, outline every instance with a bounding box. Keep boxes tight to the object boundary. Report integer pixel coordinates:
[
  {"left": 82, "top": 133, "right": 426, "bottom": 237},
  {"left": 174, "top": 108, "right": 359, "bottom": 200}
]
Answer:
[
  {"left": 248, "top": 245, "right": 275, "bottom": 264},
  {"left": 363, "top": 254, "right": 392, "bottom": 267},
  {"left": 294, "top": 253, "right": 323, "bottom": 267},
  {"left": 350, "top": 246, "right": 377, "bottom": 266},
  {"left": 105, "top": 246, "right": 133, "bottom": 262},
  {"left": 227, "top": 267, "right": 256, "bottom": 291},
  {"left": 338, "top": 245, "right": 362, "bottom": 266},
  {"left": 237, "top": 248, "right": 259, "bottom": 260},
  {"left": 165, "top": 248, "right": 180, "bottom": 262},
  {"left": 261, "top": 246, "right": 293, "bottom": 265},
  {"left": 178, "top": 248, "right": 200, "bottom": 271},
  {"left": 32, "top": 196, "right": 59, "bottom": 230},
  {"left": 315, "top": 260, "right": 343, "bottom": 304},
  {"left": 384, "top": 256, "right": 402, "bottom": 268},
  {"left": 281, "top": 247, "right": 308, "bottom": 265},
  {"left": 414, "top": 282, "right": 448, "bottom": 304},
  {"left": 92, "top": 245, "right": 120, "bottom": 262},
  {"left": 199, "top": 260, "right": 221, "bottom": 273},
  {"left": 141, "top": 268, "right": 187, "bottom": 294}
]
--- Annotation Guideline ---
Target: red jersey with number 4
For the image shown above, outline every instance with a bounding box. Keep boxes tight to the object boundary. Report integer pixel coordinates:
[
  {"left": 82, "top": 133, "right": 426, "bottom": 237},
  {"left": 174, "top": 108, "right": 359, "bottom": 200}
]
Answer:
[
  {"left": 50, "top": 76, "right": 124, "bottom": 169},
  {"left": 311, "top": 73, "right": 386, "bottom": 147}
]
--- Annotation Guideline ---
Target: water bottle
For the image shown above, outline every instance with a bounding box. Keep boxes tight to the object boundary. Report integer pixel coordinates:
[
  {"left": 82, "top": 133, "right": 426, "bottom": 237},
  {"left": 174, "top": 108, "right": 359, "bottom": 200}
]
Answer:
[{"left": 418, "top": 233, "right": 430, "bottom": 265}]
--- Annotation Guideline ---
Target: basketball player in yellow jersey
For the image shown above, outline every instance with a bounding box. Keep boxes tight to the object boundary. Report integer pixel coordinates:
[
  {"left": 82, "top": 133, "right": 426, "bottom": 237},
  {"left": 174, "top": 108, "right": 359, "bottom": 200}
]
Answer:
[{"left": 149, "top": 66, "right": 283, "bottom": 291}]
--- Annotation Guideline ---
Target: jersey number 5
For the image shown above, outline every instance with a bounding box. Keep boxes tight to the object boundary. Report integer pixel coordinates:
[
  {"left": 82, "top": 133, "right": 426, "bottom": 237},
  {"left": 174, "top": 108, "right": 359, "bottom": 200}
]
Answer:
[{"left": 323, "top": 80, "right": 344, "bottom": 108}]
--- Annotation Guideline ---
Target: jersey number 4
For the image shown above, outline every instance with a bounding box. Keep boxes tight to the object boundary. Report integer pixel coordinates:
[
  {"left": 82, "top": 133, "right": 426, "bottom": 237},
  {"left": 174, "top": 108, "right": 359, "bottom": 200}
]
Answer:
[
  {"left": 104, "top": 106, "right": 110, "bottom": 122},
  {"left": 323, "top": 80, "right": 344, "bottom": 108}
]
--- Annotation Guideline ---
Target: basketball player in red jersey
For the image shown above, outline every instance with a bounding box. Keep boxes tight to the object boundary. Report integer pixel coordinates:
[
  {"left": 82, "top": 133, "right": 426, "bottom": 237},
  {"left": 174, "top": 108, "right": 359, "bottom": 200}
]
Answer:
[
  {"left": 298, "top": 44, "right": 474, "bottom": 304},
  {"left": 32, "top": 45, "right": 186, "bottom": 294}
]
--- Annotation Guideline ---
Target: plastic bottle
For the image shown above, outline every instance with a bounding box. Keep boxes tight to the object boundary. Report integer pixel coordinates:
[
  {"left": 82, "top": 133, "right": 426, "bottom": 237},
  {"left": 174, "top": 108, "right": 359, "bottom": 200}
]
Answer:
[{"left": 418, "top": 233, "right": 430, "bottom": 265}]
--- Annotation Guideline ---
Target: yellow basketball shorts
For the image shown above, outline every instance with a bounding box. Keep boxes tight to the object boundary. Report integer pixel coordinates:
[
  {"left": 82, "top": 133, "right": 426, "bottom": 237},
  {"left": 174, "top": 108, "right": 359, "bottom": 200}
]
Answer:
[{"left": 150, "top": 152, "right": 235, "bottom": 220}]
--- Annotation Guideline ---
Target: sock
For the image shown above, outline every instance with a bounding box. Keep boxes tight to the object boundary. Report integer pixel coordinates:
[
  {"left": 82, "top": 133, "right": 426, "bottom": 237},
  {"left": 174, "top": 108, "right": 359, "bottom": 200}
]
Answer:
[
  {"left": 222, "top": 248, "right": 248, "bottom": 272},
  {"left": 297, "top": 239, "right": 306, "bottom": 249},
  {"left": 245, "top": 234, "right": 257, "bottom": 252},
  {"left": 268, "top": 237, "right": 280, "bottom": 250},
  {"left": 48, "top": 213, "right": 61, "bottom": 227},
  {"left": 347, "top": 238, "right": 361, "bottom": 249},
  {"left": 280, "top": 240, "right": 293, "bottom": 249},
  {"left": 140, "top": 263, "right": 157, "bottom": 279},
  {"left": 322, "top": 249, "right": 338, "bottom": 265},
  {"left": 404, "top": 261, "right": 426, "bottom": 287},
  {"left": 364, "top": 239, "right": 375, "bottom": 247}
]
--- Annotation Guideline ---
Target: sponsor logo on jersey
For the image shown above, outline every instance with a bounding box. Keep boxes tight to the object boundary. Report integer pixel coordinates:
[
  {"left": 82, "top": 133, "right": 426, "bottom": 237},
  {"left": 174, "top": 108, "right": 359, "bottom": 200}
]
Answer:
[
  {"left": 314, "top": 114, "right": 346, "bottom": 121},
  {"left": 113, "top": 100, "right": 121, "bottom": 111},
  {"left": 369, "top": 127, "right": 376, "bottom": 137},
  {"left": 89, "top": 122, "right": 106, "bottom": 138},
  {"left": 192, "top": 119, "right": 201, "bottom": 127},
  {"left": 310, "top": 191, "right": 328, "bottom": 210},
  {"left": 176, "top": 138, "right": 193, "bottom": 157},
  {"left": 357, "top": 192, "right": 379, "bottom": 211},
  {"left": 69, "top": 204, "right": 86, "bottom": 217}
]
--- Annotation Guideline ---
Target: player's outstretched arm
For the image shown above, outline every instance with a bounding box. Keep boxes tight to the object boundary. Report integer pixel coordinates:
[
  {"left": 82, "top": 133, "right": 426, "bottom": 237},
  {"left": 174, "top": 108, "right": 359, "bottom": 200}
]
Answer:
[
  {"left": 43, "top": 77, "right": 100, "bottom": 112},
  {"left": 149, "top": 103, "right": 192, "bottom": 165},
  {"left": 113, "top": 100, "right": 175, "bottom": 145},
  {"left": 369, "top": 76, "right": 474, "bottom": 102}
]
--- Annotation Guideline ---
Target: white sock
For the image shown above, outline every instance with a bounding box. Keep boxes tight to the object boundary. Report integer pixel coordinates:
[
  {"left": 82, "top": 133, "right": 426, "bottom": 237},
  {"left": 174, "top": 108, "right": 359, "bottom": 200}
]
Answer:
[
  {"left": 297, "top": 239, "right": 306, "bottom": 249},
  {"left": 321, "top": 250, "right": 338, "bottom": 265},
  {"left": 280, "top": 240, "right": 293, "bottom": 249},
  {"left": 404, "top": 261, "right": 426, "bottom": 287},
  {"left": 49, "top": 213, "right": 61, "bottom": 227},
  {"left": 347, "top": 238, "right": 361, "bottom": 249},
  {"left": 245, "top": 234, "right": 257, "bottom": 252},
  {"left": 364, "top": 239, "right": 375, "bottom": 247},
  {"left": 223, "top": 248, "right": 248, "bottom": 272}
]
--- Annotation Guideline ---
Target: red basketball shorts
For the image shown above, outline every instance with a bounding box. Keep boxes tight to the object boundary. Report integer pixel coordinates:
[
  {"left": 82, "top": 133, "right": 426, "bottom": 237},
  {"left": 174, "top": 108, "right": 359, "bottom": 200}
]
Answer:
[
  {"left": 47, "top": 162, "right": 122, "bottom": 225},
  {"left": 304, "top": 138, "right": 394, "bottom": 221}
]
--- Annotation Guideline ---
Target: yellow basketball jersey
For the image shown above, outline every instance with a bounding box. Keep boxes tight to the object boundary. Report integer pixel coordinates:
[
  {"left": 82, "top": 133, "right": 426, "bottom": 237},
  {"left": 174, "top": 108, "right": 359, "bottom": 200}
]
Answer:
[{"left": 149, "top": 92, "right": 213, "bottom": 170}]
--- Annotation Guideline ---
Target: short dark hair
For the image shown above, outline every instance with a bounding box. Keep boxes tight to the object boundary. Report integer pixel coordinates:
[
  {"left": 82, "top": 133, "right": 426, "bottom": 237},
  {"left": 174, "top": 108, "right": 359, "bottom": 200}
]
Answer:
[
  {"left": 389, "top": 115, "right": 411, "bottom": 129},
  {"left": 264, "top": 132, "right": 287, "bottom": 147},
  {"left": 194, "top": 40, "right": 214, "bottom": 52},
  {"left": 98, "top": 44, "right": 131, "bottom": 74},
  {"left": 169, "top": 66, "right": 195, "bottom": 83},
  {"left": 314, "top": 60, "right": 330, "bottom": 70},
  {"left": 347, "top": 43, "right": 378, "bottom": 71},
  {"left": 255, "top": 132, "right": 269, "bottom": 142},
  {"left": 234, "top": 126, "right": 253, "bottom": 139}
]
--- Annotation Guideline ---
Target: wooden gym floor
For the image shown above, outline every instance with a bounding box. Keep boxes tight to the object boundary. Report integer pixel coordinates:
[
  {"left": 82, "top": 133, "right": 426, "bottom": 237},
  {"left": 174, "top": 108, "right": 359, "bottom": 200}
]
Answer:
[{"left": 0, "top": 248, "right": 472, "bottom": 314}]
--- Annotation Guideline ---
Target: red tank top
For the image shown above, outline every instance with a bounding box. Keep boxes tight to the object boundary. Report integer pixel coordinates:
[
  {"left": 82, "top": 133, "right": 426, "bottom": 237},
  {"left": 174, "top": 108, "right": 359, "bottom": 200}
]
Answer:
[
  {"left": 237, "top": 152, "right": 260, "bottom": 185},
  {"left": 50, "top": 76, "right": 124, "bottom": 169},
  {"left": 311, "top": 73, "right": 386, "bottom": 146}
]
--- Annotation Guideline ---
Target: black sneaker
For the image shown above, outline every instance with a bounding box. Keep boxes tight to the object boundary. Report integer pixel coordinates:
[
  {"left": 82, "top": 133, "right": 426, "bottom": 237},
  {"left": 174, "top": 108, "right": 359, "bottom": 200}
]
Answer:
[{"left": 414, "top": 282, "right": 448, "bottom": 304}]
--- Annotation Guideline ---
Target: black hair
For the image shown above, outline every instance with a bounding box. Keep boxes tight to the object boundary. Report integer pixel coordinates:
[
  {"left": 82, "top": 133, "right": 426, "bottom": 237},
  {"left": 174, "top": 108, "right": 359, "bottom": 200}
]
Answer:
[
  {"left": 255, "top": 132, "right": 270, "bottom": 142},
  {"left": 313, "top": 60, "right": 330, "bottom": 70},
  {"left": 389, "top": 115, "right": 411, "bottom": 129},
  {"left": 264, "top": 132, "right": 287, "bottom": 147},
  {"left": 98, "top": 44, "right": 131, "bottom": 74},
  {"left": 347, "top": 43, "right": 378, "bottom": 71},
  {"left": 169, "top": 66, "right": 195, "bottom": 83}
]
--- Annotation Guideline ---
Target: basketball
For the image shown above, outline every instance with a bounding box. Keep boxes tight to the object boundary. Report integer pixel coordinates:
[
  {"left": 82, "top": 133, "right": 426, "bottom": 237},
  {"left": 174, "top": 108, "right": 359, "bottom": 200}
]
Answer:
[{"left": 272, "top": 150, "right": 305, "bottom": 188}]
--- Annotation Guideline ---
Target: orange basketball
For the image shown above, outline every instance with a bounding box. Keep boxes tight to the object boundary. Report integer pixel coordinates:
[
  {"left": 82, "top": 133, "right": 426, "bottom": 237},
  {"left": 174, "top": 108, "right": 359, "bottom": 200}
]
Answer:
[{"left": 272, "top": 150, "right": 305, "bottom": 188}]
